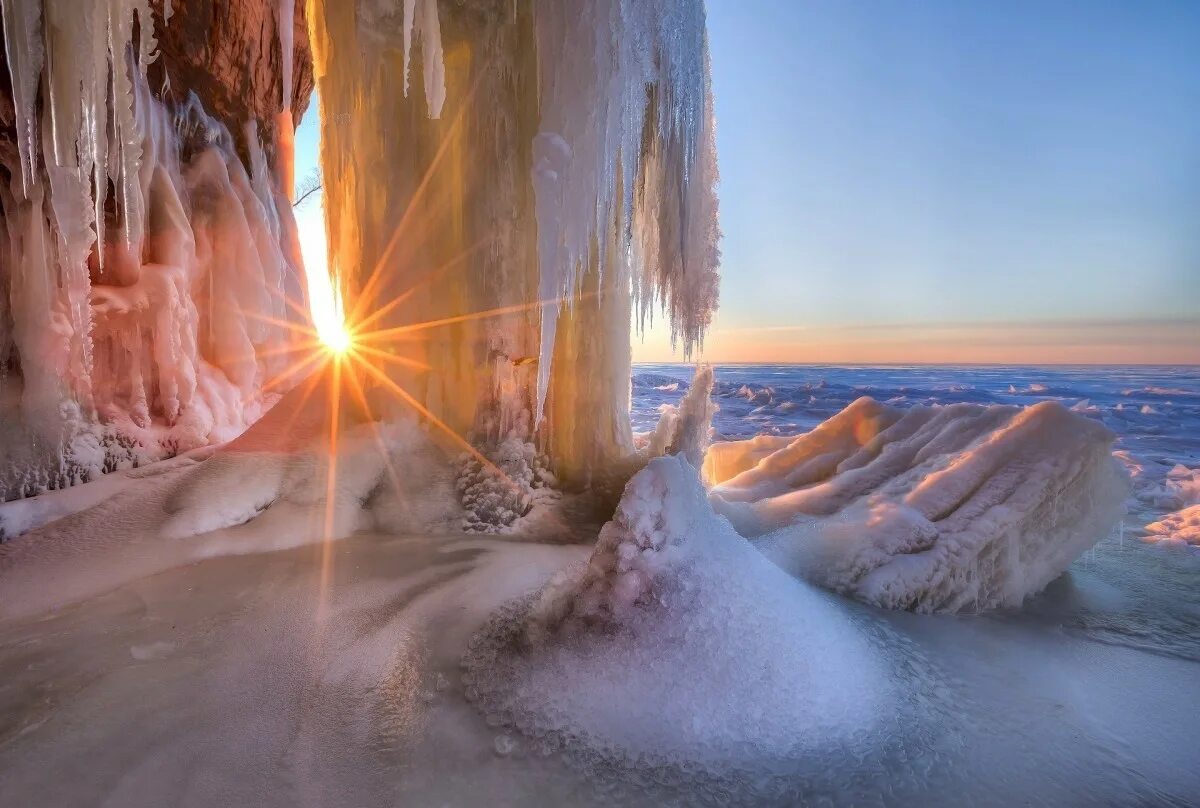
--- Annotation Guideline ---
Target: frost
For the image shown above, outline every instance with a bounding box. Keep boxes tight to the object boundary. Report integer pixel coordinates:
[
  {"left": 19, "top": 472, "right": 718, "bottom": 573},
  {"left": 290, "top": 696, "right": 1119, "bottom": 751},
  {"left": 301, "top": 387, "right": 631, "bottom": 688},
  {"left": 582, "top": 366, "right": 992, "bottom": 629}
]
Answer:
[{"left": 456, "top": 439, "right": 556, "bottom": 533}]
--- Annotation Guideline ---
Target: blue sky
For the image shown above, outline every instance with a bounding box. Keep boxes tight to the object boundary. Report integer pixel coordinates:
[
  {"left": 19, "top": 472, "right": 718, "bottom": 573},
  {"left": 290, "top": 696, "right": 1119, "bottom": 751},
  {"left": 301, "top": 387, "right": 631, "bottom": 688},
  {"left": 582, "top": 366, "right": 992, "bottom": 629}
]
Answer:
[{"left": 295, "top": 1, "right": 1200, "bottom": 364}]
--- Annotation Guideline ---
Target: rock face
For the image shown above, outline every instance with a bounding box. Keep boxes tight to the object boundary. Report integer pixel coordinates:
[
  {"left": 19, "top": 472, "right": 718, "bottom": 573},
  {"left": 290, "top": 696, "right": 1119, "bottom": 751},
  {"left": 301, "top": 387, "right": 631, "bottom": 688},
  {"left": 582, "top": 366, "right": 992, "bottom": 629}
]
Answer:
[
  {"left": 148, "top": 0, "right": 314, "bottom": 166},
  {"left": 0, "top": 1, "right": 312, "bottom": 180}
]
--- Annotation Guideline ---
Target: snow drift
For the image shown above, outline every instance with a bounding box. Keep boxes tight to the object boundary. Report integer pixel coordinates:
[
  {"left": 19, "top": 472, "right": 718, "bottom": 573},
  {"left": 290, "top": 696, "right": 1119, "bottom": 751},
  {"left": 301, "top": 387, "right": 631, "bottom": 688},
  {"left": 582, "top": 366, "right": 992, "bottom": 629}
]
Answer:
[{"left": 465, "top": 455, "right": 889, "bottom": 773}]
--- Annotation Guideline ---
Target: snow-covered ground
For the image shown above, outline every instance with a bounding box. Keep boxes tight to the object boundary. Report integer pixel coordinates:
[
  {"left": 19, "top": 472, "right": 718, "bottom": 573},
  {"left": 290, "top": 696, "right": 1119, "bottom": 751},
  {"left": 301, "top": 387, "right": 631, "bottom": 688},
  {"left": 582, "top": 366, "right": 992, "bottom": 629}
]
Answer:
[{"left": 0, "top": 364, "right": 1197, "bottom": 805}]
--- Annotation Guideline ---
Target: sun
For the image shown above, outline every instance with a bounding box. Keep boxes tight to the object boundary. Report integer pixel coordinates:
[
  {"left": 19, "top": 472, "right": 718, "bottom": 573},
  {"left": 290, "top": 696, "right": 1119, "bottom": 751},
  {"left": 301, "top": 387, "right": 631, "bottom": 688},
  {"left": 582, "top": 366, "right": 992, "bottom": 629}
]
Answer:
[{"left": 319, "top": 319, "right": 354, "bottom": 355}]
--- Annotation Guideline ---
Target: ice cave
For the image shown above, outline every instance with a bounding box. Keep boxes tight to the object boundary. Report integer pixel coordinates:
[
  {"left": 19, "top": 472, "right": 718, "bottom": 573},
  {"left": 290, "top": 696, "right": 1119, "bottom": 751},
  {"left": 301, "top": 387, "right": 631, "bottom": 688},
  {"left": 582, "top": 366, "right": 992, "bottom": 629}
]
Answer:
[{"left": 0, "top": 1, "right": 1197, "bottom": 805}]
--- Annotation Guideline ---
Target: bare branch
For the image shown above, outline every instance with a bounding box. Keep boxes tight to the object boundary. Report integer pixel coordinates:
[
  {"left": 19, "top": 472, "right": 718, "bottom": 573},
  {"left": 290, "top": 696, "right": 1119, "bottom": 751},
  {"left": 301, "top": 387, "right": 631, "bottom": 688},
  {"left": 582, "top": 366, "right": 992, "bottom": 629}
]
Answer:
[{"left": 293, "top": 168, "right": 322, "bottom": 208}]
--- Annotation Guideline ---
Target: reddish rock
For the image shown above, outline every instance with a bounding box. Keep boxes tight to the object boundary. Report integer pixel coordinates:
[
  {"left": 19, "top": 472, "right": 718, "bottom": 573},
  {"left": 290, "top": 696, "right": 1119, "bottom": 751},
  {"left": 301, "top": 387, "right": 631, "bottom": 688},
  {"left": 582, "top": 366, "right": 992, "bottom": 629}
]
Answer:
[{"left": 0, "top": 0, "right": 314, "bottom": 184}]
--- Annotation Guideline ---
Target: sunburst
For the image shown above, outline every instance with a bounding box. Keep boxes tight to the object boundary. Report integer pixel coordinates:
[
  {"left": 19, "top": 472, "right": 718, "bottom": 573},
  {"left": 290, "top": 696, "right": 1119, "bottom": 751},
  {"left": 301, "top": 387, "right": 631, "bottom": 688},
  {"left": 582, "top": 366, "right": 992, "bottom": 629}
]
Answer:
[{"left": 253, "top": 58, "right": 594, "bottom": 618}]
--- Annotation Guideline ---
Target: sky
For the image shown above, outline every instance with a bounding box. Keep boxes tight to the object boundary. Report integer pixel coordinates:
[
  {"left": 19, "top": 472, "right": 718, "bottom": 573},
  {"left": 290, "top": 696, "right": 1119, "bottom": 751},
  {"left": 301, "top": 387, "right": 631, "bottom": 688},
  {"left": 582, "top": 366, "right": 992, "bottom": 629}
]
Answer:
[{"left": 296, "top": 0, "right": 1200, "bottom": 365}]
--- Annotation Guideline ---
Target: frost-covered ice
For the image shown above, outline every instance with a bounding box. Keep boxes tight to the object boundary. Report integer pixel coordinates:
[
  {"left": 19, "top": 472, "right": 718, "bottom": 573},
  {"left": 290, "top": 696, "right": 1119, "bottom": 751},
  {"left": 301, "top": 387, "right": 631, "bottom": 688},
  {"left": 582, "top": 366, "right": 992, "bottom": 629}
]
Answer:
[{"left": 708, "top": 397, "right": 1128, "bottom": 612}]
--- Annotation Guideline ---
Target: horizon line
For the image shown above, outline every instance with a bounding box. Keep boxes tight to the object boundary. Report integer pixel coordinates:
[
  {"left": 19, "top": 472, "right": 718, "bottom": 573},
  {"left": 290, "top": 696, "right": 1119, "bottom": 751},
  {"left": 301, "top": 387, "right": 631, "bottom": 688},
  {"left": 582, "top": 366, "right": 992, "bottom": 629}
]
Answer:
[{"left": 632, "top": 360, "right": 1200, "bottom": 369}]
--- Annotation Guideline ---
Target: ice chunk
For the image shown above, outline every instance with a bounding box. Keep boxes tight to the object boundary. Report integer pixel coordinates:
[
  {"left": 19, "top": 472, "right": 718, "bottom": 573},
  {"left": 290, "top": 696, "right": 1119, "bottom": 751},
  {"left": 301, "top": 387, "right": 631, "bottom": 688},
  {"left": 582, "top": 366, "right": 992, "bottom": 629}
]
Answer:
[
  {"left": 1144, "top": 504, "right": 1200, "bottom": 547},
  {"left": 711, "top": 398, "right": 1129, "bottom": 612},
  {"left": 643, "top": 364, "right": 715, "bottom": 467}
]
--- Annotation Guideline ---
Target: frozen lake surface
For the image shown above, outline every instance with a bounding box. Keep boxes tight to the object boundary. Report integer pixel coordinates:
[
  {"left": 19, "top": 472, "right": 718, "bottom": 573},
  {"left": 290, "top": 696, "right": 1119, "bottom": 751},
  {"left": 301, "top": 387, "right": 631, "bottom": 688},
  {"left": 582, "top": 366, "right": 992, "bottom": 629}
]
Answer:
[{"left": 0, "top": 364, "right": 1197, "bottom": 806}]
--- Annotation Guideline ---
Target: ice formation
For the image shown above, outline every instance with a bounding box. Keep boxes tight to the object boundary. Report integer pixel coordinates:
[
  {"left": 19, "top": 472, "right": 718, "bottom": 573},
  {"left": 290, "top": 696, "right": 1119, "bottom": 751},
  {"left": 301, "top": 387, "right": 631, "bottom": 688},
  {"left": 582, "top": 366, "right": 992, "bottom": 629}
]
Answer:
[
  {"left": 0, "top": 1, "right": 308, "bottom": 501},
  {"left": 305, "top": 0, "right": 719, "bottom": 484},
  {"left": 1144, "top": 504, "right": 1200, "bottom": 547},
  {"left": 455, "top": 438, "right": 557, "bottom": 533},
  {"left": 707, "top": 398, "right": 1129, "bottom": 612},
  {"left": 1136, "top": 463, "right": 1200, "bottom": 547},
  {"left": 643, "top": 363, "right": 716, "bottom": 468},
  {"left": 467, "top": 455, "right": 889, "bottom": 770}
]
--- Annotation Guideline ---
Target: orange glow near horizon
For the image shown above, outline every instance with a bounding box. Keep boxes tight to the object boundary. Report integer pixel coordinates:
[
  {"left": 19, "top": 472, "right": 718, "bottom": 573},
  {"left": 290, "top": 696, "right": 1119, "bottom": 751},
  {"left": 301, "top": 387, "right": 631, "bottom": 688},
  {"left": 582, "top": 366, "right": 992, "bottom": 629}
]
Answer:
[{"left": 632, "top": 316, "right": 1200, "bottom": 366}]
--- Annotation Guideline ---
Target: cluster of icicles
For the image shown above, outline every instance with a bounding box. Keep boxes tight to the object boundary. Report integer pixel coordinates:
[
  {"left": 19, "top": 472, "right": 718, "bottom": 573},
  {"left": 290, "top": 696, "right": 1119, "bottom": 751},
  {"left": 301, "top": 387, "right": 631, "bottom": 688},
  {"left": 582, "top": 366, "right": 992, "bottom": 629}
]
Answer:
[
  {"left": 353, "top": 0, "right": 720, "bottom": 426},
  {"left": 529, "top": 0, "right": 720, "bottom": 423},
  {"left": 0, "top": 0, "right": 306, "bottom": 496}
]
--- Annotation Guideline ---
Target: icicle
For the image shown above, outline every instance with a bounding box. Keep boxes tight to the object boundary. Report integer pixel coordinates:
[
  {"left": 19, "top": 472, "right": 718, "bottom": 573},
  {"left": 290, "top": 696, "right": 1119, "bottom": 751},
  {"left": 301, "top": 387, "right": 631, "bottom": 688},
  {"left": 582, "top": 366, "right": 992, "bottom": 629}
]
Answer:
[
  {"left": 276, "top": 1, "right": 297, "bottom": 199},
  {"left": 280, "top": 0, "right": 294, "bottom": 110},
  {"left": 399, "top": 0, "right": 445, "bottom": 118},
  {"left": 530, "top": 0, "right": 719, "bottom": 424},
  {"left": 1, "top": 0, "right": 45, "bottom": 196},
  {"left": 308, "top": 0, "right": 719, "bottom": 481},
  {"left": 1, "top": 0, "right": 312, "bottom": 496},
  {"left": 418, "top": 0, "right": 445, "bottom": 118}
]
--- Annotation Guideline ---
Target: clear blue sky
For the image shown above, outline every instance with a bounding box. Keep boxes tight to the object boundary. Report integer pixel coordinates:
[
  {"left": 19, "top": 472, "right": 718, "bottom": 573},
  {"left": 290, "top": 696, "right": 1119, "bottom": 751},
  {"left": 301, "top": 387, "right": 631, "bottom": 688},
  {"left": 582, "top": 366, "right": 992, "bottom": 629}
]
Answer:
[
  {"left": 296, "top": 1, "right": 1200, "bottom": 364},
  {"left": 681, "top": 0, "right": 1200, "bottom": 363}
]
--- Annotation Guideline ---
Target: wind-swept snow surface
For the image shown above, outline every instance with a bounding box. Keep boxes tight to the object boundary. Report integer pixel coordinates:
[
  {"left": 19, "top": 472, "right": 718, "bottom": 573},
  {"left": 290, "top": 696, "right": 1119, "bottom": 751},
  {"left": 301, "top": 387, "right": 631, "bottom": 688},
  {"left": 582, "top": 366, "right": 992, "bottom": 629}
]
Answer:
[{"left": 707, "top": 397, "right": 1128, "bottom": 612}]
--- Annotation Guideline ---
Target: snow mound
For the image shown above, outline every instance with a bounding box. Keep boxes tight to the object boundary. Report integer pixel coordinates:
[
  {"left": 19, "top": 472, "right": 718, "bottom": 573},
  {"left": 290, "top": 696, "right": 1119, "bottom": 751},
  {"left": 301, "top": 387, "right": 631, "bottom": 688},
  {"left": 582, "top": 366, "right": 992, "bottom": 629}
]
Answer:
[
  {"left": 711, "top": 397, "right": 1128, "bottom": 612},
  {"left": 465, "top": 456, "right": 889, "bottom": 777},
  {"left": 160, "top": 377, "right": 462, "bottom": 551}
]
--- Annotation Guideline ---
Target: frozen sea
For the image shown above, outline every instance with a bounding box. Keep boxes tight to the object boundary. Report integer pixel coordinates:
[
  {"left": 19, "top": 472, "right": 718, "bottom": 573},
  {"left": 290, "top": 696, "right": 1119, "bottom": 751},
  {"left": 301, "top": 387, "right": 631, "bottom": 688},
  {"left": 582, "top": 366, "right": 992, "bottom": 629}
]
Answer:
[{"left": 0, "top": 364, "right": 1196, "bottom": 806}]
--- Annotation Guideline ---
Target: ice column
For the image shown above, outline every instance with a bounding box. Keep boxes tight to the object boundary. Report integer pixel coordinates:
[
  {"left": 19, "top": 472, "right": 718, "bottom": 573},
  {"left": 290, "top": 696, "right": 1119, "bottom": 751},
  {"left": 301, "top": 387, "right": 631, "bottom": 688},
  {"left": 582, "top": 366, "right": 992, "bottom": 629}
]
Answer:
[{"left": 307, "top": 0, "right": 719, "bottom": 486}]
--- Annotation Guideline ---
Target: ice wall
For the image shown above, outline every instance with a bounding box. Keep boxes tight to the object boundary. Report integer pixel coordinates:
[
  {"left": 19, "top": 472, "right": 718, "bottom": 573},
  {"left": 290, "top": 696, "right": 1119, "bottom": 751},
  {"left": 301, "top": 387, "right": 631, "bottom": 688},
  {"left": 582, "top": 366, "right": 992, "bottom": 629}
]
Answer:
[
  {"left": 0, "top": 0, "right": 309, "bottom": 500},
  {"left": 305, "top": 0, "right": 719, "bottom": 485}
]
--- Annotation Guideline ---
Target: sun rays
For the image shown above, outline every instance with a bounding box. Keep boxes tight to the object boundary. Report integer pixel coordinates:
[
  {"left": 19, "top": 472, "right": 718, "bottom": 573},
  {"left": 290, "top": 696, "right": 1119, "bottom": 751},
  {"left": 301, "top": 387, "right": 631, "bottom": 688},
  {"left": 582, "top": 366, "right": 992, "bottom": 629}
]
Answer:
[{"left": 244, "top": 238, "right": 574, "bottom": 622}]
